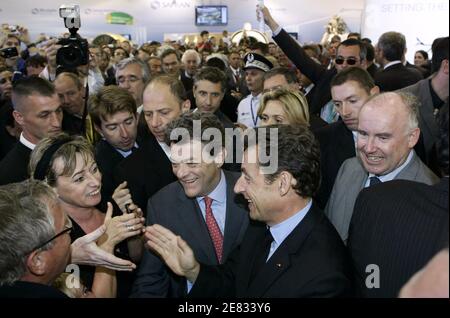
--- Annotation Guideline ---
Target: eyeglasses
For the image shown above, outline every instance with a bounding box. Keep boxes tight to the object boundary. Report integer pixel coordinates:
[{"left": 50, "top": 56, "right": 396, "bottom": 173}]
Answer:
[
  {"left": 26, "top": 226, "right": 72, "bottom": 255},
  {"left": 335, "top": 57, "right": 359, "bottom": 65}
]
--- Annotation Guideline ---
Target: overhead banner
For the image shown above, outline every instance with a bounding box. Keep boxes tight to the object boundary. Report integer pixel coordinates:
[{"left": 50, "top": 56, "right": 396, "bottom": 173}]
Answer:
[{"left": 362, "top": 0, "right": 449, "bottom": 61}]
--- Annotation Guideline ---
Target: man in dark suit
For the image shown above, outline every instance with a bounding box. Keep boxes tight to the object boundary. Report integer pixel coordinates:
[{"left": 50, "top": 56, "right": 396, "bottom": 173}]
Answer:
[
  {"left": 114, "top": 75, "right": 190, "bottom": 211},
  {"left": 191, "top": 66, "right": 234, "bottom": 128},
  {"left": 145, "top": 125, "right": 352, "bottom": 297},
  {"left": 115, "top": 57, "right": 150, "bottom": 113},
  {"left": 227, "top": 50, "right": 249, "bottom": 102},
  {"left": 314, "top": 67, "right": 379, "bottom": 208},
  {"left": 89, "top": 86, "right": 140, "bottom": 202},
  {"left": 400, "top": 37, "right": 448, "bottom": 172},
  {"left": 348, "top": 101, "right": 449, "bottom": 297},
  {"left": 180, "top": 50, "right": 201, "bottom": 93},
  {"left": 131, "top": 112, "right": 249, "bottom": 297},
  {"left": 260, "top": 6, "right": 368, "bottom": 122},
  {"left": 374, "top": 32, "right": 423, "bottom": 92},
  {"left": 54, "top": 71, "right": 100, "bottom": 145},
  {"left": 0, "top": 77, "right": 63, "bottom": 185}
]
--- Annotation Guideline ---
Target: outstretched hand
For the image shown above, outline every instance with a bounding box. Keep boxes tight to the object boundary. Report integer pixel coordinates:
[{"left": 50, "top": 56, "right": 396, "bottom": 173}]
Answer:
[
  {"left": 145, "top": 224, "right": 200, "bottom": 283},
  {"left": 70, "top": 219, "right": 136, "bottom": 271}
]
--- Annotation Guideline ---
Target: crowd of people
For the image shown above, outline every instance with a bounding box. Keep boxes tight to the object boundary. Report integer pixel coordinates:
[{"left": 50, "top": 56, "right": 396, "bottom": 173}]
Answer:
[{"left": 0, "top": 5, "right": 448, "bottom": 298}]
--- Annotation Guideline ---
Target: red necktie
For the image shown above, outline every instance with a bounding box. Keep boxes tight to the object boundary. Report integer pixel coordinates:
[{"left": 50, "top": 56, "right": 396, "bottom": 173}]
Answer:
[{"left": 204, "top": 196, "right": 223, "bottom": 263}]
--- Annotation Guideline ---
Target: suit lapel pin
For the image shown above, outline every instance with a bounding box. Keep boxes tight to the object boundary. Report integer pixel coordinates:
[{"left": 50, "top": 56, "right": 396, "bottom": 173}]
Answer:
[{"left": 276, "top": 263, "right": 282, "bottom": 269}]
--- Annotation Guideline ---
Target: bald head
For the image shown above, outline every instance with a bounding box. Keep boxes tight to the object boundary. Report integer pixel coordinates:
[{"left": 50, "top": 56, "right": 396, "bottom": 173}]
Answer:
[
  {"left": 356, "top": 92, "right": 420, "bottom": 176},
  {"left": 399, "top": 249, "right": 449, "bottom": 298}
]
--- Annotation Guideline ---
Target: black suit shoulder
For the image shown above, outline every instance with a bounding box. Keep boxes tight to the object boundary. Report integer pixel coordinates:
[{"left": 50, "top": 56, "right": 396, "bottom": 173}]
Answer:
[
  {"left": 180, "top": 71, "right": 194, "bottom": 92},
  {"left": 349, "top": 178, "right": 449, "bottom": 297},
  {"left": 191, "top": 204, "right": 352, "bottom": 298},
  {"left": 0, "top": 142, "right": 31, "bottom": 185},
  {"left": 95, "top": 140, "right": 126, "bottom": 200},
  {"left": 314, "top": 122, "right": 355, "bottom": 208},
  {"left": 273, "top": 29, "right": 336, "bottom": 114},
  {"left": 375, "top": 63, "right": 423, "bottom": 92}
]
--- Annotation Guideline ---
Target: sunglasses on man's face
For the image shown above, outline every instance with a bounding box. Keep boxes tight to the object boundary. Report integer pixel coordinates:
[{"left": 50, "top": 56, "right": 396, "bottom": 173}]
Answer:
[{"left": 335, "top": 57, "right": 359, "bottom": 65}]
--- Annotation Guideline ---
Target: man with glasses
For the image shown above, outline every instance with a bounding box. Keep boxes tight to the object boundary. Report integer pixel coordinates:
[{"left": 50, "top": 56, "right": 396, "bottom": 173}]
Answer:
[
  {"left": 0, "top": 179, "right": 138, "bottom": 298},
  {"left": 116, "top": 57, "right": 150, "bottom": 114},
  {"left": 259, "top": 6, "right": 367, "bottom": 123},
  {"left": 0, "top": 179, "right": 72, "bottom": 297}
]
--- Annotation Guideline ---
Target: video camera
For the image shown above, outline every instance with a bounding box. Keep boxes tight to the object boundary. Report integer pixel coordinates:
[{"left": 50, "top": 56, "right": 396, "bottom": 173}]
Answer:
[{"left": 56, "top": 5, "right": 89, "bottom": 74}]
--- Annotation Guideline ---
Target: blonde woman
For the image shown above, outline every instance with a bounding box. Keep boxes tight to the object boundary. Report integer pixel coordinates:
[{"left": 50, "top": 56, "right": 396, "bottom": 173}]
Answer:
[
  {"left": 258, "top": 87, "right": 310, "bottom": 126},
  {"left": 29, "top": 133, "right": 144, "bottom": 297}
]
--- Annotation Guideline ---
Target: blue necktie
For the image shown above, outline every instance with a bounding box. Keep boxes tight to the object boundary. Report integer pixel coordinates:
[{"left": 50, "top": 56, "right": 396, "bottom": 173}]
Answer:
[{"left": 369, "top": 176, "right": 382, "bottom": 187}]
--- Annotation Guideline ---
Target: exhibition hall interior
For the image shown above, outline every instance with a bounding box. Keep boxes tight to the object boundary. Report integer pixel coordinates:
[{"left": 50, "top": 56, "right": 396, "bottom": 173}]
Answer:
[{"left": 0, "top": 0, "right": 448, "bottom": 300}]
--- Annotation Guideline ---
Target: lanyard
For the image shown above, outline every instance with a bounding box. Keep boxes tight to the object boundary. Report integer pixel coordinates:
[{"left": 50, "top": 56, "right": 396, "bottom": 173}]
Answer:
[{"left": 250, "top": 97, "right": 258, "bottom": 127}]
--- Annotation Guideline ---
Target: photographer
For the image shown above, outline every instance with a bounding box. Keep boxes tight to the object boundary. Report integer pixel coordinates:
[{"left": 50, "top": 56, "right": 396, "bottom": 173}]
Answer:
[
  {"left": 0, "top": 33, "right": 26, "bottom": 76},
  {"left": 39, "top": 6, "right": 104, "bottom": 94}
]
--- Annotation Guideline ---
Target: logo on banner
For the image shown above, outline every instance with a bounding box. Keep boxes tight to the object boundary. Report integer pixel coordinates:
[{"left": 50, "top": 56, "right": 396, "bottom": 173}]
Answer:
[
  {"left": 31, "top": 8, "right": 57, "bottom": 15},
  {"left": 150, "top": 0, "right": 191, "bottom": 10}
]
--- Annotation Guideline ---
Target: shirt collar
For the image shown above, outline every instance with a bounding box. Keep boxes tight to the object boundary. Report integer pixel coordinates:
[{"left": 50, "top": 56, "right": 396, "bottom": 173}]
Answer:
[
  {"left": 197, "top": 170, "right": 227, "bottom": 204},
  {"left": 157, "top": 141, "right": 171, "bottom": 159},
  {"left": 20, "top": 133, "right": 36, "bottom": 150},
  {"left": 251, "top": 93, "right": 262, "bottom": 100},
  {"left": 269, "top": 200, "right": 312, "bottom": 248},
  {"left": 230, "top": 66, "right": 240, "bottom": 74},
  {"left": 384, "top": 60, "right": 402, "bottom": 70},
  {"left": 369, "top": 150, "right": 414, "bottom": 181},
  {"left": 115, "top": 142, "right": 139, "bottom": 158}
]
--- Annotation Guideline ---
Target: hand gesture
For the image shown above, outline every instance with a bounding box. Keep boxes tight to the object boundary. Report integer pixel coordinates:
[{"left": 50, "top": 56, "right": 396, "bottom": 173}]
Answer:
[
  {"left": 112, "top": 181, "right": 133, "bottom": 213},
  {"left": 42, "top": 38, "right": 61, "bottom": 72},
  {"left": 70, "top": 208, "right": 137, "bottom": 271},
  {"left": 145, "top": 224, "right": 200, "bottom": 283},
  {"left": 98, "top": 202, "right": 145, "bottom": 252}
]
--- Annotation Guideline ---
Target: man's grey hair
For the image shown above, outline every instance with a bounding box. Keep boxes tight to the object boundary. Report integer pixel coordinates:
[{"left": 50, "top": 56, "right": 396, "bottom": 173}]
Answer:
[
  {"left": 0, "top": 180, "right": 57, "bottom": 286},
  {"left": 396, "top": 91, "right": 420, "bottom": 131},
  {"left": 377, "top": 31, "right": 406, "bottom": 62},
  {"left": 181, "top": 49, "right": 201, "bottom": 66},
  {"left": 115, "top": 57, "right": 151, "bottom": 84}
]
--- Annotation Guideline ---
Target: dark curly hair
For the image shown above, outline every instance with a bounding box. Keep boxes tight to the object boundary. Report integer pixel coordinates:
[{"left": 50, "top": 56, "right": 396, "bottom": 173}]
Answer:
[
  {"left": 164, "top": 111, "right": 225, "bottom": 153},
  {"left": 246, "top": 124, "right": 321, "bottom": 198}
]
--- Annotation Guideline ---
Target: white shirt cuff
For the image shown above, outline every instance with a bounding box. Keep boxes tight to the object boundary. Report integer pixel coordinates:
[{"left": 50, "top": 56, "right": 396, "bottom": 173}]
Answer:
[{"left": 272, "top": 26, "right": 282, "bottom": 37}]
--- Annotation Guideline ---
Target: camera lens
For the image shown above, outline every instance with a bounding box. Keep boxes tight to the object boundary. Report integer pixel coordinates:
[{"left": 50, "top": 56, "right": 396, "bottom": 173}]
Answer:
[{"left": 57, "top": 44, "right": 82, "bottom": 68}]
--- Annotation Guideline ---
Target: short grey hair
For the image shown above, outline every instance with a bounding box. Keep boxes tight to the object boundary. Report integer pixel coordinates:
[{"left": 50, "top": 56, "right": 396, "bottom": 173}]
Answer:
[
  {"left": 396, "top": 91, "right": 420, "bottom": 131},
  {"left": 0, "top": 180, "right": 57, "bottom": 286},
  {"left": 181, "top": 49, "right": 201, "bottom": 66},
  {"left": 377, "top": 31, "right": 406, "bottom": 62},
  {"left": 115, "top": 57, "right": 151, "bottom": 85}
]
